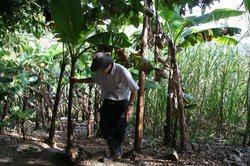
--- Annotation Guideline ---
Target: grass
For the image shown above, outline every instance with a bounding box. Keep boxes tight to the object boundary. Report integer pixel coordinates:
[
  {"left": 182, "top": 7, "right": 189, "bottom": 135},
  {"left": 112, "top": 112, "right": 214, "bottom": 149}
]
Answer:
[{"left": 142, "top": 42, "right": 249, "bottom": 144}]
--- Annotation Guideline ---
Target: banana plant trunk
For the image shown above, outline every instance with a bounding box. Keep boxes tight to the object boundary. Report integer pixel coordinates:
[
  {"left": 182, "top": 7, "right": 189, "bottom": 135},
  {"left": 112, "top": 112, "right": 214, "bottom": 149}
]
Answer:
[
  {"left": 66, "top": 57, "right": 77, "bottom": 160},
  {"left": 87, "top": 84, "right": 94, "bottom": 138},
  {"left": 48, "top": 59, "right": 67, "bottom": 147},
  {"left": 134, "top": 1, "right": 149, "bottom": 151},
  {"left": 21, "top": 96, "right": 28, "bottom": 141},
  {"left": 165, "top": 41, "right": 187, "bottom": 150}
]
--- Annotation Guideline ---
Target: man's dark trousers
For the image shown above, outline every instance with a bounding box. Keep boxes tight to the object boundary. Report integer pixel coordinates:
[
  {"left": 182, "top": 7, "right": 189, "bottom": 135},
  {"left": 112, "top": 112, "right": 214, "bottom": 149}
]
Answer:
[{"left": 100, "top": 99, "right": 128, "bottom": 157}]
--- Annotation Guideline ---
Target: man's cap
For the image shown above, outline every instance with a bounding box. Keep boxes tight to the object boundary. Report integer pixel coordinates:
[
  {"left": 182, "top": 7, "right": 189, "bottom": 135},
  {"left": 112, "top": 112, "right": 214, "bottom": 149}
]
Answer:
[{"left": 90, "top": 52, "right": 113, "bottom": 72}]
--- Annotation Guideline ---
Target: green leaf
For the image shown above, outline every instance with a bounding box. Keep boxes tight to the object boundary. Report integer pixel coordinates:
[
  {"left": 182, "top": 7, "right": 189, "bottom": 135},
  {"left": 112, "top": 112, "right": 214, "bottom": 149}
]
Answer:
[
  {"left": 213, "top": 36, "right": 239, "bottom": 45},
  {"left": 50, "top": 0, "right": 83, "bottom": 45},
  {"left": 17, "top": 109, "right": 35, "bottom": 119},
  {"left": 159, "top": 5, "right": 174, "bottom": 22},
  {"left": 179, "top": 27, "right": 241, "bottom": 47},
  {"left": 186, "top": 9, "right": 243, "bottom": 27},
  {"left": 0, "top": 77, "right": 13, "bottom": 83},
  {"left": 86, "top": 32, "right": 132, "bottom": 48}
]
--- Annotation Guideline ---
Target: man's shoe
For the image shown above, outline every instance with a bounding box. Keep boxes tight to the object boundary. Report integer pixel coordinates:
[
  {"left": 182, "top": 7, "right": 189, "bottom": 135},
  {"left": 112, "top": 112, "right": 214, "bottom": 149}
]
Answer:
[
  {"left": 98, "top": 156, "right": 121, "bottom": 163},
  {"left": 98, "top": 157, "right": 112, "bottom": 163}
]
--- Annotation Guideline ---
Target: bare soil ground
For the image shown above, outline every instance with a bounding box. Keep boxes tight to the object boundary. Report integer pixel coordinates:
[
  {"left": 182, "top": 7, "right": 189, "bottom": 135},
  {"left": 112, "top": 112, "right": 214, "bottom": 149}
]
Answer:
[{"left": 0, "top": 126, "right": 249, "bottom": 166}]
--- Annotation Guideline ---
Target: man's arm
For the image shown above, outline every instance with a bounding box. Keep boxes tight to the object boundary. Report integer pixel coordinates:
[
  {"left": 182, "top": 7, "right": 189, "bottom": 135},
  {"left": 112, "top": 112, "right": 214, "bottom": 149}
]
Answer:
[
  {"left": 125, "top": 90, "right": 137, "bottom": 120},
  {"left": 71, "top": 77, "right": 94, "bottom": 84},
  {"left": 128, "top": 91, "right": 137, "bottom": 106}
]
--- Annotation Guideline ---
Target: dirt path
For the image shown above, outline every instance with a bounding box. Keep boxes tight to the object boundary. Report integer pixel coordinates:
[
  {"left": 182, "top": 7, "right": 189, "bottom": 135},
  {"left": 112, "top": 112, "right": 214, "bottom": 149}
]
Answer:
[{"left": 0, "top": 129, "right": 249, "bottom": 166}]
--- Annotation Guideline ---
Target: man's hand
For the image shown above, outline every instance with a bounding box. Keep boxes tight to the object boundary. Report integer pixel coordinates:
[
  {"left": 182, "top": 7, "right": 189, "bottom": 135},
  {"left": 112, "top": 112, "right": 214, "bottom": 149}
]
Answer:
[{"left": 125, "top": 105, "right": 133, "bottom": 121}]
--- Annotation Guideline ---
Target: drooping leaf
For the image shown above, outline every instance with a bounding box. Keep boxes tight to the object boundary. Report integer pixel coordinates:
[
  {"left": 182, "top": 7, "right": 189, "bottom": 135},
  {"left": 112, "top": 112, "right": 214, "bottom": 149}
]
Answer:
[
  {"left": 213, "top": 36, "right": 239, "bottom": 45},
  {"left": 50, "top": 0, "right": 83, "bottom": 45},
  {"left": 179, "top": 27, "right": 241, "bottom": 47},
  {"left": 186, "top": 9, "right": 243, "bottom": 27},
  {"left": 85, "top": 32, "right": 132, "bottom": 48}
]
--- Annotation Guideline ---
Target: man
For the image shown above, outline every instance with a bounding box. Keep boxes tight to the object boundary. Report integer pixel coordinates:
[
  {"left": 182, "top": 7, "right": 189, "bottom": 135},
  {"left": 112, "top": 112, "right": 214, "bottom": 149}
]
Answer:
[{"left": 71, "top": 52, "right": 139, "bottom": 160}]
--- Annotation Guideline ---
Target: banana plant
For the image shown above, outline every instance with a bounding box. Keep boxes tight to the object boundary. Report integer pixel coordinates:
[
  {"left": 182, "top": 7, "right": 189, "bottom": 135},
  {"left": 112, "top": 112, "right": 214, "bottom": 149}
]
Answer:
[
  {"left": 50, "top": 0, "right": 84, "bottom": 159},
  {"left": 50, "top": 0, "right": 135, "bottom": 159},
  {"left": 157, "top": 6, "right": 243, "bottom": 150}
]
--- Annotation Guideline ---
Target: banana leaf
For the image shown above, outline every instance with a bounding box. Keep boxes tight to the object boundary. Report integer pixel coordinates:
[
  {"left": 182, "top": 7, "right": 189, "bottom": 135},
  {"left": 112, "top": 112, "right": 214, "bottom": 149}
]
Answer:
[
  {"left": 179, "top": 27, "right": 241, "bottom": 47},
  {"left": 50, "top": 0, "right": 83, "bottom": 46},
  {"left": 185, "top": 9, "right": 243, "bottom": 27},
  {"left": 85, "top": 32, "right": 132, "bottom": 48}
]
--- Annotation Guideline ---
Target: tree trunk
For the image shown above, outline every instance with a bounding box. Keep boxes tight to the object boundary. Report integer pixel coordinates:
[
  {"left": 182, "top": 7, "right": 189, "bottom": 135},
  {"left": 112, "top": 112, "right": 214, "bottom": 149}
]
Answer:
[
  {"left": 35, "top": 96, "right": 41, "bottom": 129},
  {"left": 134, "top": 0, "right": 149, "bottom": 151},
  {"left": 94, "top": 86, "right": 101, "bottom": 132},
  {"left": 81, "top": 92, "right": 88, "bottom": 122},
  {"left": 164, "top": 77, "right": 172, "bottom": 145},
  {"left": 48, "top": 60, "right": 66, "bottom": 147},
  {"left": 87, "top": 85, "right": 94, "bottom": 138},
  {"left": 66, "top": 57, "right": 77, "bottom": 160},
  {"left": 40, "top": 96, "right": 45, "bottom": 129},
  {"left": 45, "top": 85, "right": 53, "bottom": 122},
  {"left": 21, "top": 96, "right": 28, "bottom": 141},
  {"left": 165, "top": 41, "right": 187, "bottom": 150}
]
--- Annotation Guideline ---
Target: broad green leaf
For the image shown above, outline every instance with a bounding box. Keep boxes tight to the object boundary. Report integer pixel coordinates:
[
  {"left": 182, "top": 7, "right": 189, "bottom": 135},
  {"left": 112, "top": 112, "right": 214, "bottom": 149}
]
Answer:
[
  {"left": 186, "top": 9, "right": 243, "bottom": 27},
  {"left": 160, "top": 6, "right": 185, "bottom": 32},
  {"left": 0, "top": 77, "right": 13, "bottom": 83},
  {"left": 158, "top": 5, "right": 174, "bottom": 22},
  {"left": 85, "top": 32, "right": 132, "bottom": 48},
  {"left": 171, "top": 18, "right": 185, "bottom": 30},
  {"left": 213, "top": 37, "right": 239, "bottom": 45},
  {"left": 50, "top": 0, "right": 83, "bottom": 45},
  {"left": 179, "top": 27, "right": 241, "bottom": 47}
]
